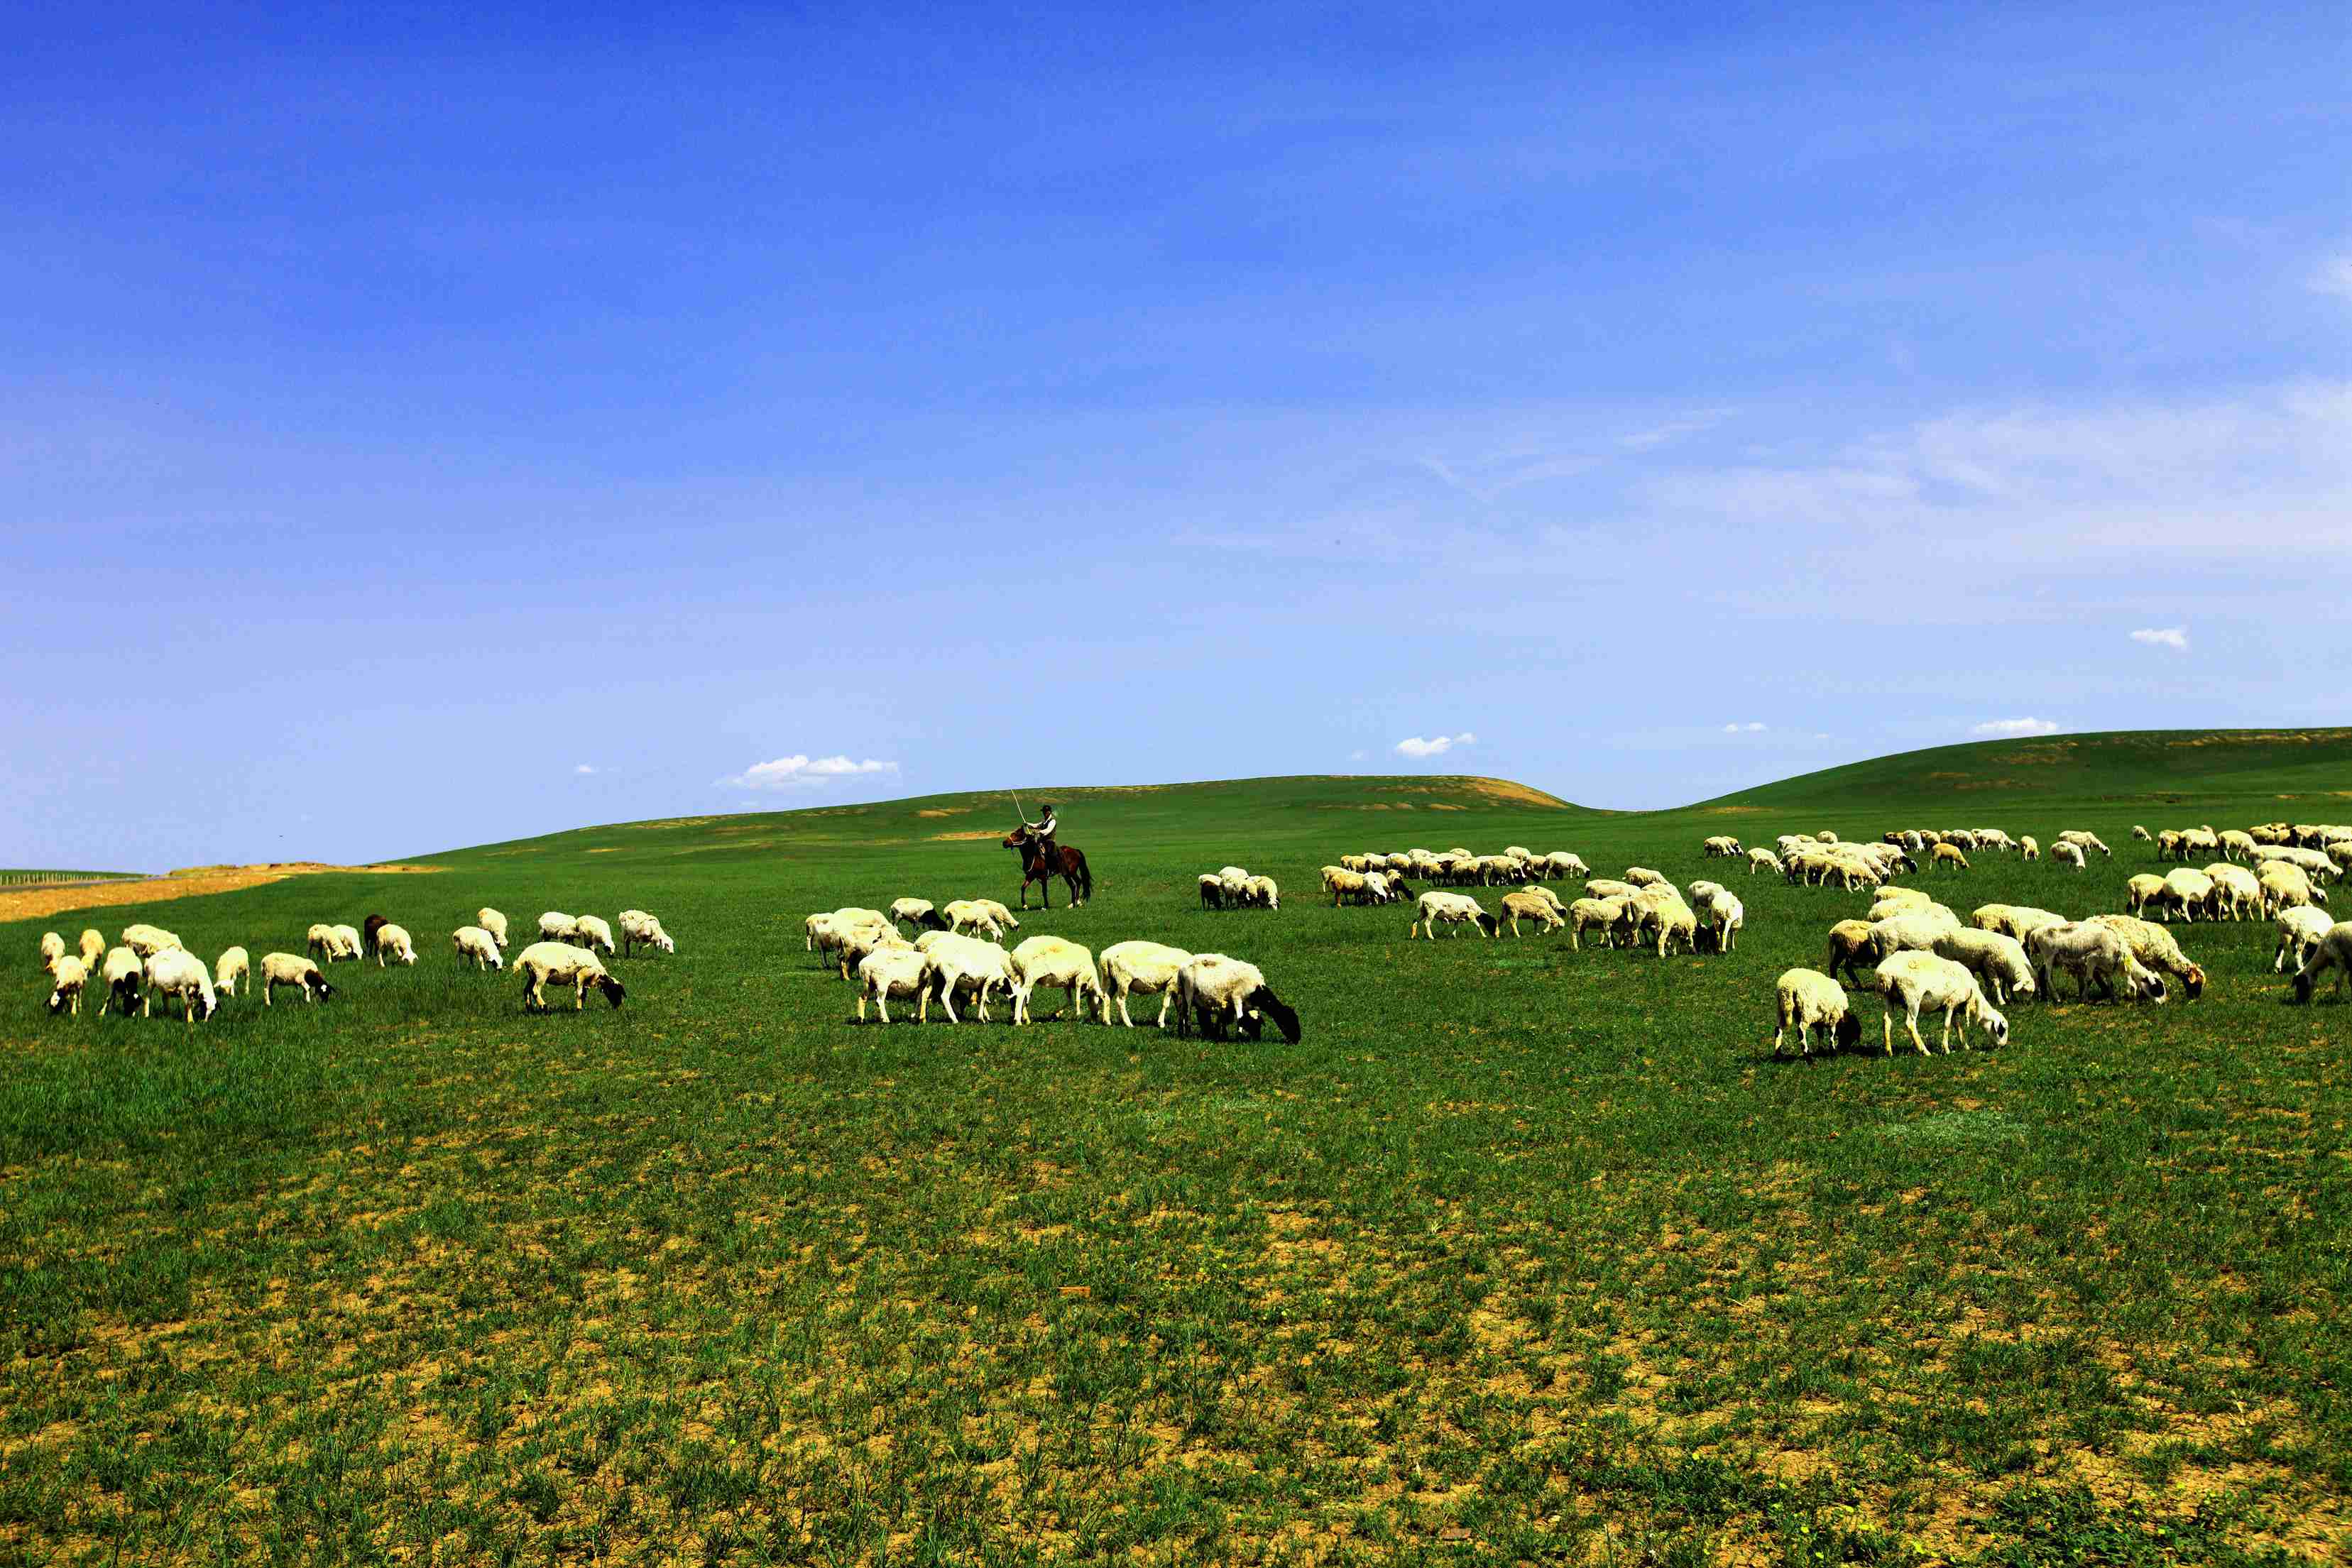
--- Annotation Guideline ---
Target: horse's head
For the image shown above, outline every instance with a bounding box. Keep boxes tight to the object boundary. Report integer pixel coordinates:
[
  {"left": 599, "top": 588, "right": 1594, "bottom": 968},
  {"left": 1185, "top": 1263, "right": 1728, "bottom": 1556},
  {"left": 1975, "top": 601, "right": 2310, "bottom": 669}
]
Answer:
[{"left": 1002, "top": 830, "right": 1029, "bottom": 850}]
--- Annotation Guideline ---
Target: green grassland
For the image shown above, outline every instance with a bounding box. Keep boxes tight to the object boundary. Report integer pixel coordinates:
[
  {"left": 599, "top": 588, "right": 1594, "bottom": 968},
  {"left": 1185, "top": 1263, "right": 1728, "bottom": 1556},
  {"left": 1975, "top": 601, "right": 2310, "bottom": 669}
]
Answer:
[{"left": 2, "top": 738, "right": 2348, "bottom": 1564}]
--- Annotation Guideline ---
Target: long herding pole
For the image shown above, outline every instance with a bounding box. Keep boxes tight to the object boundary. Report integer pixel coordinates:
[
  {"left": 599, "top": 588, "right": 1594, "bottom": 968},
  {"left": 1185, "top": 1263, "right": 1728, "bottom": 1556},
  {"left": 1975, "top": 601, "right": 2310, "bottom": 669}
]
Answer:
[{"left": 1011, "top": 789, "right": 1027, "bottom": 828}]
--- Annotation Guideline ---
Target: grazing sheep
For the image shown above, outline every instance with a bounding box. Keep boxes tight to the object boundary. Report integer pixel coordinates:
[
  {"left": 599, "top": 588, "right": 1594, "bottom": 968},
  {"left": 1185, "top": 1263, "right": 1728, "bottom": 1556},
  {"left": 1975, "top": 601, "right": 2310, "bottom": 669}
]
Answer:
[
  {"left": 1866, "top": 887, "right": 1937, "bottom": 918},
  {"left": 373, "top": 923, "right": 417, "bottom": 967},
  {"left": 307, "top": 923, "right": 361, "bottom": 963},
  {"left": 1930, "top": 844, "right": 1970, "bottom": 873},
  {"left": 1543, "top": 851, "right": 1590, "bottom": 880},
  {"left": 537, "top": 911, "right": 580, "bottom": 943},
  {"left": 2157, "top": 868, "right": 2217, "bottom": 923},
  {"left": 1362, "top": 871, "right": 1411, "bottom": 905},
  {"left": 361, "top": 914, "right": 391, "bottom": 952},
  {"left": 2019, "top": 836, "right": 2040, "bottom": 861},
  {"left": 1930, "top": 928, "right": 2037, "bottom": 1005},
  {"left": 77, "top": 928, "right": 104, "bottom": 972},
  {"left": 1703, "top": 835, "right": 1743, "bottom": 857},
  {"left": 1697, "top": 888, "right": 1745, "bottom": 952},
  {"left": 617, "top": 909, "right": 675, "bottom": 956},
  {"left": 515, "top": 941, "right": 626, "bottom": 1011},
  {"left": 1008, "top": 936, "right": 1107, "bottom": 1025},
  {"left": 1630, "top": 888, "right": 1699, "bottom": 957},
  {"left": 2291, "top": 923, "right": 2352, "bottom": 1002},
  {"left": 452, "top": 926, "right": 505, "bottom": 969},
  {"left": 918, "top": 933, "right": 1017, "bottom": 1024},
  {"left": 2219, "top": 829, "right": 2258, "bottom": 862},
  {"left": 833, "top": 921, "right": 912, "bottom": 982},
  {"left": 1200, "top": 875, "right": 1230, "bottom": 909},
  {"left": 100, "top": 947, "right": 145, "bottom": 1014},
  {"left": 1747, "top": 847, "right": 1781, "bottom": 875},
  {"left": 2057, "top": 830, "right": 2111, "bottom": 858},
  {"left": 260, "top": 952, "right": 337, "bottom": 1004},
  {"left": 1771, "top": 968, "right": 1864, "bottom": 1057},
  {"left": 122, "top": 923, "right": 182, "bottom": 959},
  {"left": 44, "top": 955, "right": 87, "bottom": 1016},
  {"left": 2275, "top": 907, "right": 2335, "bottom": 973},
  {"left": 2260, "top": 847, "right": 2341, "bottom": 883},
  {"left": 571, "top": 915, "right": 616, "bottom": 956},
  {"left": 1500, "top": 889, "right": 1565, "bottom": 937},
  {"left": 1565, "top": 896, "right": 1632, "bottom": 950},
  {"left": 1970, "top": 904, "right": 2069, "bottom": 945},
  {"left": 1585, "top": 878, "right": 1643, "bottom": 902},
  {"left": 889, "top": 897, "right": 947, "bottom": 933},
  {"left": 2126, "top": 875, "right": 2167, "bottom": 916},
  {"left": 1824, "top": 920, "right": 1877, "bottom": 985},
  {"left": 2052, "top": 840, "right": 2086, "bottom": 871},
  {"left": 1875, "top": 953, "right": 2009, "bottom": 1056},
  {"left": 214, "top": 945, "right": 249, "bottom": 997},
  {"left": 38, "top": 932, "right": 65, "bottom": 970},
  {"left": 2131, "top": 825, "right": 2153, "bottom": 843},
  {"left": 971, "top": 899, "right": 1022, "bottom": 932},
  {"left": 1624, "top": 867, "right": 1670, "bottom": 889},
  {"left": 2204, "top": 864, "right": 2263, "bottom": 922},
  {"left": 477, "top": 908, "right": 510, "bottom": 947},
  {"left": 2025, "top": 922, "right": 2167, "bottom": 1004},
  {"left": 1411, "top": 892, "right": 1499, "bottom": 938},
  {"left": 1241, "top": 875, "right": 1280, "bottom": 910},
  {"left": 1869, "top": 906, "right": 1961, "bottom": 956},
  {"left": 1100, "top": 941, "right": 1194, "bottom": 1028},
  {"left": 1171, "top": 954, "right": 1302, "bottom": 1043},
  {"left": 855, "top": 949, "right": 931, "bottom": 1023},
  {"left": 941, "top": 899, "right": 1007, "bottom": 941},
  {"left": 143, "top": 948, "right": 219, "bottom": 1024},
  {"left": 2085, "top": 915, "right": 2206, "bottom": 1000}
]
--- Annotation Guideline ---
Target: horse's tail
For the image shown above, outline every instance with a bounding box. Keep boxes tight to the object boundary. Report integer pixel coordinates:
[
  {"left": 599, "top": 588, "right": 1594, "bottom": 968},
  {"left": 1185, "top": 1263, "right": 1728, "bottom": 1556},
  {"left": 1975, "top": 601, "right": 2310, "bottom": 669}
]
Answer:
[{"left": 1077, "top": 851, "right": 1093, "bottom": 899}]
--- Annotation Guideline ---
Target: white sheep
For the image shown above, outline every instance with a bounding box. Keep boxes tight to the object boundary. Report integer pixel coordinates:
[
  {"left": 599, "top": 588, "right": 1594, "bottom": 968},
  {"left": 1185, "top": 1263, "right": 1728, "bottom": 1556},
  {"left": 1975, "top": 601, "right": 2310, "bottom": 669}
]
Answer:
[
  {"left": 1771, "top": 967, "right": 1862, "bottom": 1057},
  {"left": 1543, "top": 851, "right": 1590, "bottom": 879},
  {"left": 571, "top": 915, "right": 616, "bottom": 956},
  {"left": 1702, "top": 835, "right": 1742, "bottom": 857},
  {"left": 1585, "top": 877, "right": 1643, "bottom": 902},
  {"left": 1746, "top": 847, "right": 1781, "bottom": 876},
  {"left": 1242, "top": 875, "right": 1280, "bottom": 911},
  {"left": 1875, "top": 952, "right": 2009, "bottom": 1056},
  {"left": 2019, "top": 836, "right": 2040, "bottom": 861},
  {"left": 1099, "top": 941, "right": 1194, "bottom": 1028},
  {"left": 855, "top": 948, "right": 931, "bottom": 1023},
  {"left": 1970, "top": 904, "right": 2069, "bottom": 945},
  {"left": 617, "top": 909, "right": 674, "bottom": 956},
  {"left": 1567, "top": 897, "right": 1632, "bottom": 950},
  {"left": 2157, "top": 867, "right": 2216, "bottom": 922},
  {"left": 122, "top": 923, "right": 182, "bottom": 959},
  {"left": 2275, "top": 907, "right": 2335, "bottom": 973},
  {"left": 1930, "top": 928, "right": 2036, "bottom": 1005},
  {"left": 332, "top": 924, "right": 363, "bottom": 963},
  {"left": 918, "top": 933, "right": 1017, "bottom": 1024},
  {"left": 1624, "top": 866, "right": 1669, "bottom": 888},
  {"left": 1008, "top": 936, "right": 1107, "bottom": 1025},
  {"left": 1171, "top": 954, "right": 1301, "bottom": 1042},
  {"left": 2126, "top": 875, "right": 2167, "bottom": 916},
  {"left": 2258, "top": 863, "right": 2326, "bottom": 918},
  {"left": 1867, "top": 909, "right": 1962, "bottom": 963},
  {"left": 44, "top": 955, "right": 88, "bottom": 1016},
  {"left": 374, "top": 922, "right": 417, "bottom": 967},
  {"left": 2204, "top": 863, "right": 2263, "bottom": 922},
  {"left": 214, "top": 945, "right": 249, "bottom": 997},
  {"left": 941, "top": 899, "right": 1006, "bottom": 941},
  {"left": 452, "top": 926, "right": 505, "bottom": 970},
  {"left": 809, "top": 910, "right": 892, "bottom": 971},
  {"left": 538, "top": 911, "right": 579, "bottom": 943},
  {"left": 2025, "top": 922, "right": 2167, "bottom": 1004},
  {"left": 100, "top": 946, "right": 146, "bottom": 1014},
  {"left": 2292, "top": 923, "right": 2352, "bottom": 1003},
  {"left": 2219, "top": 829, "right": 2258, "bottom": 862},
  {"left": 77, "top": 928, "right": 105, "bottom": 972},
  {"left": 889, "top": 897, "right": 947, "bottom": 933},
  {"left": 143, "top": 947, "right": 219, "bottom": 1024},
  {"left": 1930, "top": 844, "right": 1970, "bottom": 873},
  {"left": 836, "top": 922, "right": 914, "bottom": 981},
  {"left": 1697, "top": 888, "right": 1744, "bottom": 952},
  {"left": 515, "top": 941, "right": 626, "bottom": 1011},
  {"left": 2052, "top": 840, "right": 2086, "bottom": 871},
  {"left": 39, "top": 931, "right": 65, "bottom": 970},
  {"left": 1411, "top": 892, "right": 1499, "bottom": 938},
  {"left": 1630, "top": 887, "right": 1698, "bottom": 957},
  {"left": 306, "top": 923, "right": 352, "bottom": 964},
  {"left": 2057, "top": 830, "right": 2111, "bottom": 858},
  {"left": 476, "top": 908, "right": 510, "bottom": 947},
  {"left": 259, "top": 952, "right": 337, "bottom": 1004},
  {"left": 2131, "top": 825, "right": 2153, "bottom": 843},
  {"left": 1500, "top": 889, "right": 1565, "bottom": 937},
  {"left": 2085, "top": 916, "right": 2206, "bottom": 1000}
]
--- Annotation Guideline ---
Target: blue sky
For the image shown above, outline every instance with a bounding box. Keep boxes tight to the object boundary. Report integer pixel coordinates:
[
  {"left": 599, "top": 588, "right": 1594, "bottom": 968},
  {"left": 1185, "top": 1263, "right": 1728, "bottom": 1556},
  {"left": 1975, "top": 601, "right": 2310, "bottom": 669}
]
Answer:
[{"left": 6, "top": 3, "right": 2348, "bottom": 868}]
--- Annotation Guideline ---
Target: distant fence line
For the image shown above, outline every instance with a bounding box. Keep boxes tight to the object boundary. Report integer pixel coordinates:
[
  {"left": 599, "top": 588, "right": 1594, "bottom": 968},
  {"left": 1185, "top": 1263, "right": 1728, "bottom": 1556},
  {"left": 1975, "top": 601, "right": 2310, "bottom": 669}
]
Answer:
[{"left": 0, "top": 870, "right": 148, "bottom": 887}]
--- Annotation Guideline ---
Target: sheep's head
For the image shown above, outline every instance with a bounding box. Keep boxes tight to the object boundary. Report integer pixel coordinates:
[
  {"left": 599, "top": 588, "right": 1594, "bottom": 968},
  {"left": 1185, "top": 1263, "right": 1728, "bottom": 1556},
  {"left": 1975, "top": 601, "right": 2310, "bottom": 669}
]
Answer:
[
  {"left": 1833, "top": 1012, "right": 1863, "bottom": 1051},
  {"left": 598, "top": 975, "right": 628, "bottom": 1008},
  {"left": 314, "top": 977, "right": 337, "bottom": 1000},
  {"left": 197, "top": 992, "right": 219, "bottom": 1021},
  {"left": 1250, "top": 986, "right": 1303, "bottom": 1043},
  {"left": 2179, "top": 963, "right": 2205, "bottom": 1000},
  {"left": 1981, "top": 1004, "right": 2010, "bottom": 1048},
  {"left": 2136, "top": 968, "right": 2169, "bottom": 1004}
]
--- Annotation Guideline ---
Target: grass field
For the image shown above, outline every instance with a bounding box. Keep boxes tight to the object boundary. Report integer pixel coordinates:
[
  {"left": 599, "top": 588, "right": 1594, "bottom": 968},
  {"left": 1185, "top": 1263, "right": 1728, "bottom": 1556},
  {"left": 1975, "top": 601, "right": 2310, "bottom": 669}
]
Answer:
[{"left": 3, "top": 736, "right": 2348, "bottom": 1564}]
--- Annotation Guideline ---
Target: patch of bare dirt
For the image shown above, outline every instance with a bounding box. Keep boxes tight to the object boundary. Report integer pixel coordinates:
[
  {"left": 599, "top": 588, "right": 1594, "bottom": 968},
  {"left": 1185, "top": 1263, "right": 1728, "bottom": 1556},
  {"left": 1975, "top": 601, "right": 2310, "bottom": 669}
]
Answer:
[
  {"left": 0, "top": 863, "right": 443, "bottom": 922},
  {"left": 930, "top": 830, "right": 1004, "bottom": 841}
]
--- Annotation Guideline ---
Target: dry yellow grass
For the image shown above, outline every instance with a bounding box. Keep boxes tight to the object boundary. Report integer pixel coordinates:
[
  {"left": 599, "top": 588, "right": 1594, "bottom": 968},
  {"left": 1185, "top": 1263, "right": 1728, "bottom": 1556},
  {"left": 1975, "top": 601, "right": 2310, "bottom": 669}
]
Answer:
[{"left": 0, "top": 863, "right": 441, "bottom": 923}]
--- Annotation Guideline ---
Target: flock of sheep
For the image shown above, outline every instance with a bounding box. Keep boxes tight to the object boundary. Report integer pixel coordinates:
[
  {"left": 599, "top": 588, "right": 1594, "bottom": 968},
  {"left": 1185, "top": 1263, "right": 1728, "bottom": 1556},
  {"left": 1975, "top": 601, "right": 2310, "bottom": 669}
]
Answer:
[
  {"left": 34, "top": 905, "right": 677, "bottom": 1023},
  {"left": 31, "top": 816, "right": 2352, "bottom": 1047},
  {"left": 804, "top": 896, "right": 1301, "bottom": 1041}
]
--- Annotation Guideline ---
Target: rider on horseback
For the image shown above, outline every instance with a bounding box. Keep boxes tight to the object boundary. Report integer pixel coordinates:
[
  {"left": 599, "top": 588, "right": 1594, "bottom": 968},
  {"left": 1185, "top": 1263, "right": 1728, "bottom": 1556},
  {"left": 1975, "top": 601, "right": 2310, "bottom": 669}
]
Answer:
[{"left": 1022, "top": 803, "right": 1058, "bottom": 860}]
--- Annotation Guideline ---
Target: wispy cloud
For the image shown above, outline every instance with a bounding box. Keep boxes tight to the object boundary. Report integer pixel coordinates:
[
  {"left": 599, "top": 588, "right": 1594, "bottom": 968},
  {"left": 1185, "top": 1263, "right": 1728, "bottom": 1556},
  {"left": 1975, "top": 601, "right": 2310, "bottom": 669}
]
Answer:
[
  {"left": 1721, "top": 721, "right": 1767, "bottom": 733},
  {"left": 718, "top": 755, "right": 900, "bottom": 790},
  {"left": 1969, "top": 718, "right": 2062, "bottom": 738},
  {"left": 1395, "top": 732, "right": 1475, "bottom": 759},
  {"left": 574, "top": 764, "right": 597, "bottom": 775},
  {"left": 2129, "top": 626, "right": 2189, "bottom": 651},
  {"left": 1347, "top": 749, "right": 1368, "bottom": 762},
  {"left": 2312, "top": 253, "right": 2352, "bottom": 302}
]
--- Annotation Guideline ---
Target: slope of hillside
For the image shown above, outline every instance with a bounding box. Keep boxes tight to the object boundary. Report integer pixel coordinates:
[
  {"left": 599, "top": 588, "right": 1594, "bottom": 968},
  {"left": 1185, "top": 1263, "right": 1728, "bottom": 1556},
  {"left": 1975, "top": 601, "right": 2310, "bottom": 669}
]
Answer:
[
  {"left": 417, "top": 774, "right": 1583, "bottom": 867},
  {"left": 1690, "top": 728, "right": 2352, "bottom": 814}
]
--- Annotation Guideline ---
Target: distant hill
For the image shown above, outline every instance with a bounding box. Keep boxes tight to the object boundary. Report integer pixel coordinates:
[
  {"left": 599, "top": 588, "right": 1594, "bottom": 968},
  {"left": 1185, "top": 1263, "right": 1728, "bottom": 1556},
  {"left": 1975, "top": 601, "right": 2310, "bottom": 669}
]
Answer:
[
  {"left": 418, "top": 774, "right": 1582, "bottom": 867},
  {"left": 1692, "top": 728, "right": 2352, "bottom": 814}
]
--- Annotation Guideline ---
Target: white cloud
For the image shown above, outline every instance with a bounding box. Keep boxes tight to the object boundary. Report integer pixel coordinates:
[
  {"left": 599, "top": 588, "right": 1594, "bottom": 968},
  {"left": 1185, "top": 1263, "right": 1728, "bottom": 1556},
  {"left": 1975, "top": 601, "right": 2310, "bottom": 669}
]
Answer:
[
  {"left": 1347, "top": 749, "right": 1368, "bottom": 762},
  {"left": 2312, "top": 253, "right": 2352, "bottom": 302},
  {"left": 1720, "top": 722, "right": 1767, "bottom": 733},
  {"left": 1395, "top": 732, "right": 1475, "bottom": 759},
  {"left": 718, "top": 754, "right": 900, "bottom": 790},
  {"left": 2129, "top": 626, "right": 2189, "bottom": 651},
  {"left": 1969, "top": 718, "right": 2062, "bottom": 738},
  {"left": 574, "top": 764, "right": 597, "bottom": 775}
]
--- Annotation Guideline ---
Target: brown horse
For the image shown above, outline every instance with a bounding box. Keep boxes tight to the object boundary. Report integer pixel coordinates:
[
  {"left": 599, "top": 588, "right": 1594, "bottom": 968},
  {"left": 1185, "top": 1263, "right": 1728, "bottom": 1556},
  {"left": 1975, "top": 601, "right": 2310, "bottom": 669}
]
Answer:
[{"left": 1003, "top": 828, "right": 1093, "bottom": 909}]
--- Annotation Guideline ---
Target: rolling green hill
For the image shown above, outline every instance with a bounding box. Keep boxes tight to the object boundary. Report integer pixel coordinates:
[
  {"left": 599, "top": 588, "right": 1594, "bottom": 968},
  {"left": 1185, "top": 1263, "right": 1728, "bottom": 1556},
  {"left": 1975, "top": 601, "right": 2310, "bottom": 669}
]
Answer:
[{"left": 1692, "top": 726, "right": 2352, "bottom": 815}]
